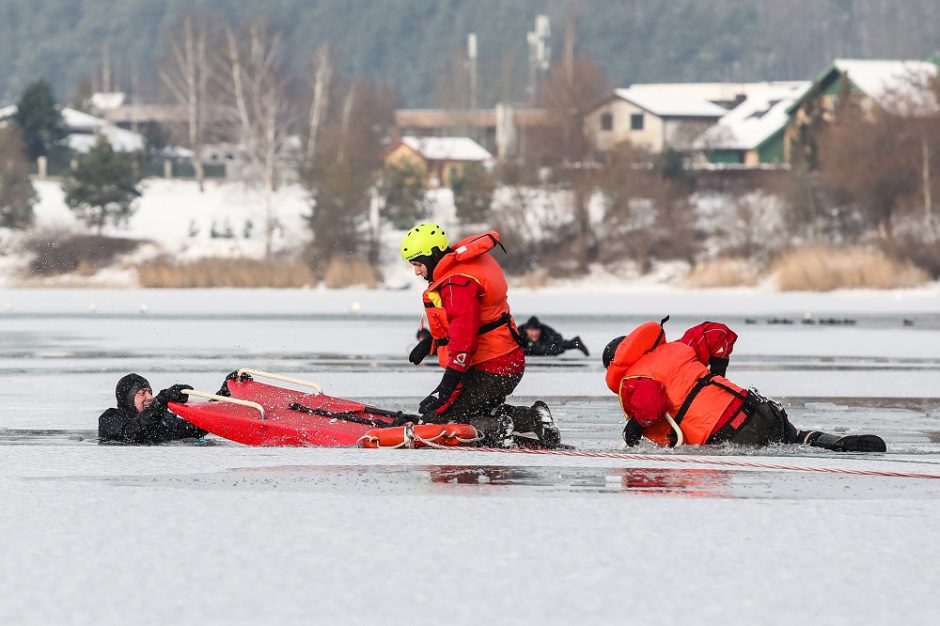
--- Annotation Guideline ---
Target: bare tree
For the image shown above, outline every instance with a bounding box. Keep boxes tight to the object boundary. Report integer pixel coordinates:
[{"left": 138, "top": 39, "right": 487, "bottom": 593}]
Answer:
[
  {"left": 305, "top": 43, "right": 333, "bottom": 163},
  {"left": 220, "top": 21, "right": 295, "bottom": 257},
  {"left": 529, "top": 52, "right": 608, "bottom": 273},
  {"left": 302, "top": 79, "right": 396, "bottom": 271},
  {"left": 158, "top": 14, "right": 210, "bottom": 191},
  {"left": 818, "top": 89, "right": 927, "bottom": 239}
]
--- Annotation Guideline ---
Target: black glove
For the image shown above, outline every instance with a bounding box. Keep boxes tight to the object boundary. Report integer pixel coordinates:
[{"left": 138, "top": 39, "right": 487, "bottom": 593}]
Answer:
[
  {"left": 709, "top": 356, "right": 729, "bottom": 377},
  {"left": 217, "top": 370, "right": 252, "bottom": 396},
  {"left": 409, "top": 334, "right": 434, "bottom": 365},
  {"left": 623, "top": 420, "right": 644, "bottom": 446},
  {"left": 418, "top": 368, "right": 464, "bottom": 415},
  {"left": 162, "top": 384, "right": 193, "bottom": 404}
]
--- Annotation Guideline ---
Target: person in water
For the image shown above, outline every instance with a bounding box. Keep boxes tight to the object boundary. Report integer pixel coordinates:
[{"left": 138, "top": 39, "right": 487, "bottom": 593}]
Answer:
[
  {"left": 517, "top": 316, "right": 589, "bottom": 356},
  {"left": 402, "top": 223, "right": 561, "bottom": 448},
  {"left": 603, "top": 319, "right": 887, "bottom": 451},
  {"left": 98, "top": 373, "right": 205, "bottom": 444}
]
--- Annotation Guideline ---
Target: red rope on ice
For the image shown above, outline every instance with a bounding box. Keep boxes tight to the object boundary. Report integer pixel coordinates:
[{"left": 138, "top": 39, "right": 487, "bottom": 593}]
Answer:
[{"left": 435, "top": 444, "right": 940, "bottom": 481}]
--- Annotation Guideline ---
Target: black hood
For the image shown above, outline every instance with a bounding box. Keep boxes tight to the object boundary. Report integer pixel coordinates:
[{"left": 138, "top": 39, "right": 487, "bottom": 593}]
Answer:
[
  {"left": 115, "top": 373, "right": 151, "bottom": 412},
  {"left": 412, "top": 247, "right": 450, "bottom": 282},
  {"left": 523, "top": 316, "right": 541, "bottom": 328}
]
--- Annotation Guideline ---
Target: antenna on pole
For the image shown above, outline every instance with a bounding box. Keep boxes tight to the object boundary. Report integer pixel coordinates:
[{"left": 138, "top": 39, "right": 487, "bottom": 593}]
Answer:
[
  {"left": 467, "top": 32, "right": 478, "bottom": 110},
  {"left": 527, "top": 14, "right": 551, "bottom": 104}
]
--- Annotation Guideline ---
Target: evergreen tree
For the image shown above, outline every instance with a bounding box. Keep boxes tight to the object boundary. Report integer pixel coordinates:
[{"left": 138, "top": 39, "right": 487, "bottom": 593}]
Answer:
[
  {"left": 0, "top": 127, "right": 37, "bottom": 229},
  {"left": 63, "top": 137, "right": 143, "bottom": 234},
  {"left": 380, "top": 160, "right": 427, "bottom": 229},
  {"left": 452, "top": 163, "right": 495, "bottom": 224},
  {"left": 13, "top": 80, "right": 66, "bottom": 161}
]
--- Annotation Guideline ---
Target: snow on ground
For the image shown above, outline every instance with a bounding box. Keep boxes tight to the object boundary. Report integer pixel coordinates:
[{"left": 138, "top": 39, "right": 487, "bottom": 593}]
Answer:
[
  {"left": 1, "top": 289, "right": 940, "bottom": 625},
  {"left": 31, "top": 178, "right": 313, "bottom": 259}
]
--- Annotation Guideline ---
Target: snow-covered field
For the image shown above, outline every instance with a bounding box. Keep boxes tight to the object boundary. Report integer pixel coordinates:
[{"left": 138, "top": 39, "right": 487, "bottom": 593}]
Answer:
[
  {"left": 1, "top": 288, "right": 939, "bottom": 625},
  {"left": 1, "top": 179, "right": 459, "bottom": 288}
]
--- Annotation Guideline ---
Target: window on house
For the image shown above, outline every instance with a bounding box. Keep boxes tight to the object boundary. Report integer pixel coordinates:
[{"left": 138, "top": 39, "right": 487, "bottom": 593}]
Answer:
[
  {"left": 630, "top": 113, "right": 644, "bottom": 131},
  {"left": 600, "top": 112, "right": 613, "bottom": 131}
]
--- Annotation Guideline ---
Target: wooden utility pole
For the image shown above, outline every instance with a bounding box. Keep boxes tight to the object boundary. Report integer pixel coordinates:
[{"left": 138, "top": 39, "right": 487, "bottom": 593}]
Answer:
[{"left": 923, "top": 135, "right": 935, "bottom": 237}]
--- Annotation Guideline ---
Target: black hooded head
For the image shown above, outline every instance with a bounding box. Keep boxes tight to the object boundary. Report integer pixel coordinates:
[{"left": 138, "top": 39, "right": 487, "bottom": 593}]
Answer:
[
  {"left": 602, "top": 336, "right": 626, "bottom": 369},
  {"left": 524, "top": 316, "right": 540, "bottom": 329},
  {"left": 116, "top": 373, "right": 151, "bottom": 412},
  {"left": 411, "top": 247, "right": 450, "bottom": 282}
]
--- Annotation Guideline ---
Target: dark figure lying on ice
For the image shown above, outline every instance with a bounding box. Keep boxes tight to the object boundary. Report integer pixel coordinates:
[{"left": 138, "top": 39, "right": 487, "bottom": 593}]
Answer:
[
  {"left": 517, "top": 316, "right": 589, "bottom": 357},
  {"left": 98, "top": 373, "right": 206, "bottom": 444},
  {"left": 402, "top": 223, "right": 562, "bottom": 449},
  {"left": 602, "top": 319, "right": 886, "bottom": 451}
]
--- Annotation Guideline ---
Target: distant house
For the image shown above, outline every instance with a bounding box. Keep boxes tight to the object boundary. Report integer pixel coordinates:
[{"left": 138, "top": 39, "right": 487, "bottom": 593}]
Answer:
[
  {"left": 60, "top": 107, "right": 146, "bottom": 153},
  {"left": 0, "top": 104, "right": 146, "bottom": 153},
  {"left": 394, "top": 106, "right": 553, "bottom": 161},
  {"left": 384, "top": 136, "right": 493, "bottom": 187},
  {"left": 694, "top": 82, "right": 809, "bottom": 165},
  {"left": 585, "top": 88, "right": 728, "bottom": 154},
  {"left": 784, "top": 59, "right": 939, "bottom": 163}
]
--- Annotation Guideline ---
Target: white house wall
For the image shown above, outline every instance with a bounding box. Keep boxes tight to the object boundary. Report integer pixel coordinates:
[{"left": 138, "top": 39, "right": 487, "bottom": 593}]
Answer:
[{"left": 585, "top": 99, "right": 665, "bottom": 153}]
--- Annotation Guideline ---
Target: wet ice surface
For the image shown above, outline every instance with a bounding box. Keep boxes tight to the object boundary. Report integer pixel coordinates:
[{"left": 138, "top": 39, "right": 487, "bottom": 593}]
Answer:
[{"left": 2, "top": 288, "right": 940, "bottom": 625}]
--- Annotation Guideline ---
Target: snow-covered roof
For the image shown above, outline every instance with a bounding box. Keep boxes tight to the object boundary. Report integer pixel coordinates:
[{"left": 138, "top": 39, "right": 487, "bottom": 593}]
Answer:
[
  {"left": 63, "top": 108, "right": 145, "bottom": 152},
  {"left": 612, "top": 88, "right": 728, "bottom": 118},
  {"left": 831, "top": 59, "right": 938, "bottom": 115},
  {"left": 67, "top": 124, "right": 145, "bottom": 153},
  {"left": 89, "top": 92, "right": 126, "bottom": 111},
  {"left": 695, "top": 82, "right": 811, "bottom": 151},
  {"left": 0, "top": 104, "right": 146, "bottom": 152},
  {"left": 62, "top": 107, "right": 109, "bottom": 131},
  {"left": 400, "top": 136, "right": 492, "bottom": 162},
  {"left": 626, "top": 81, "right": 807, "bottom": 105}
]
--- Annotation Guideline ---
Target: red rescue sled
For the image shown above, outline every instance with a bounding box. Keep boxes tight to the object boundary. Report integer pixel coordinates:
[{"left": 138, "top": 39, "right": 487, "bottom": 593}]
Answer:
[{"left": 169, "top": 369, "right": 480, "bottom": 448}]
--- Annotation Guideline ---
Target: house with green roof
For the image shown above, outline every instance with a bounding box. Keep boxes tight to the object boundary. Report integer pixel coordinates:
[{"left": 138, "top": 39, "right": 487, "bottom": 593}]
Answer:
[
  {"left": 783, "top": 59, "right": 938, "bottom": 166},
  {"left": 693, "top": 82, "right": 808, "bottom": 166}
]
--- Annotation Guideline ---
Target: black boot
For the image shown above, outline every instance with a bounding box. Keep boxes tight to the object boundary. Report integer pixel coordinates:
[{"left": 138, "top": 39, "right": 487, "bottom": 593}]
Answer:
[
  {"left": 478, "top": 411, "right": 514, "bottom": 448},
  {"left": 802, "top": 430, "right": 886, "bottom": 452},
  {"left": 529, "top": 401, "right": 562, "bottom": 449},
  {"left": 571, "top": 336, "right": 590, "bottom": 356}
]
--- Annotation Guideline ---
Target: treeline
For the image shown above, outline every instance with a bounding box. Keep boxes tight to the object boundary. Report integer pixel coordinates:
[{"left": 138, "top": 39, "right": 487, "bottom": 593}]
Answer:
[
  {"left": 3, "top": 4, "right": 940, "bottom": 288},
  {"left": 2, "top": 0, "right": 940, "bottom": 106}
]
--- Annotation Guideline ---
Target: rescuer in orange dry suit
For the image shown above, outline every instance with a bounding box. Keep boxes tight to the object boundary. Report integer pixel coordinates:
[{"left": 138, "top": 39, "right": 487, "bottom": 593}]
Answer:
[
  {"left": 602, "top": 318, "right": 887, "bottom": 452},
  {"left": 402, "top": 223, "right": 562, "bottom": 448}
]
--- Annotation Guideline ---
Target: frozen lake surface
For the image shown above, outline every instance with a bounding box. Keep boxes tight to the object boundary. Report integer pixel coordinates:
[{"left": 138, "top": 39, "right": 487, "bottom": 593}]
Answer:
[{"left": 2, "top": 288, "right": 939, "bottom": 625}]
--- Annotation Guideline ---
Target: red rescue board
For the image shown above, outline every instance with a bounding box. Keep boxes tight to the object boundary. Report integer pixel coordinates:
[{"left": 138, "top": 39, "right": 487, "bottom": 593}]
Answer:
[
  {"left": 169, "top": 379, "right": 399, "bottom": 447},
  {"left": 168, "top": 378, "right": 481, "bottom": 448}
]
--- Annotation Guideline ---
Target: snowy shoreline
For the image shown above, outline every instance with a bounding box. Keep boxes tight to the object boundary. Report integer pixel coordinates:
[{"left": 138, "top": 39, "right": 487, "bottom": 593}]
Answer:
[
  {"left": 1, "top": 285, "right": 938, "bottom": 317},
  {"left": 5, "top": 179, "right": 939, "bottom": 295}
]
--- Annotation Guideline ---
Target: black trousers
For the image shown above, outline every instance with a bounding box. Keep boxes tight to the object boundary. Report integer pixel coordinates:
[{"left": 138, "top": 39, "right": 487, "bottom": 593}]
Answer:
[
  {"left": 525, "top": 339, "right": 580, "bottom": 356},
  {"left": 422, "top": 369, "right": 531, "bottom": 435},
  {"left": 727, "top": 396, "right": 801, "bottom": 446}
]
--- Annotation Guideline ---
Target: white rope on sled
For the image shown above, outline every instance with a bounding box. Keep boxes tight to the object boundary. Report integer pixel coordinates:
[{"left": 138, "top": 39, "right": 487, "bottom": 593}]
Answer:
[
  {"left": 181, "top": 389, "right": 266, "bottom": 420},
  {"left": 237, "top": 368, "right": 323, "bottom": 395}
]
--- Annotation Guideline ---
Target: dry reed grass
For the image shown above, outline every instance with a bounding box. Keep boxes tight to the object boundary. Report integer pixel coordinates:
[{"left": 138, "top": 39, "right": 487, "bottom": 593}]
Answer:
[
  {"left": 322, "top": 255, "right": 379, "bottom": 288},
  {"left": 137, "top": 256, "right": 317, "bottom": 288},
  {"left": 771, "top": 245, "right": 929, "bottom": 291},
  {"left": 683, "top": 258, "right": 759, "bottom": 288},
  {"left": 24, "top": 232, "right": 141, "bottom": 276},
  {"left": 510, "top": 269, "right": 552, "bottom": 289}
]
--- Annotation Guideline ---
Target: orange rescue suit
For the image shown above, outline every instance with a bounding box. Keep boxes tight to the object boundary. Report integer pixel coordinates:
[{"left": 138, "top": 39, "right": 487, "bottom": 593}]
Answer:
[
  {"left": 423, "top": 231, "right": 520, "bottom": 368},
  {"left": 605, "top": 322, "right": 745, "bottom": 446}
]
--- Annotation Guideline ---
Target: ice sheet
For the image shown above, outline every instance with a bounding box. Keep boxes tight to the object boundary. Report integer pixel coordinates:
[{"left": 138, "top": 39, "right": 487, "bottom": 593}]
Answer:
[{"left": 1, "top": 289, "right": 939, "bottom": 625}]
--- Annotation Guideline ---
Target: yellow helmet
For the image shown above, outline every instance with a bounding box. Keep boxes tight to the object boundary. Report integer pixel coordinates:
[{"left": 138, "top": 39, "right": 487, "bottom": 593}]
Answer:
[{"left": 400, "top": 223, "right": 449, "bottom": 262}]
